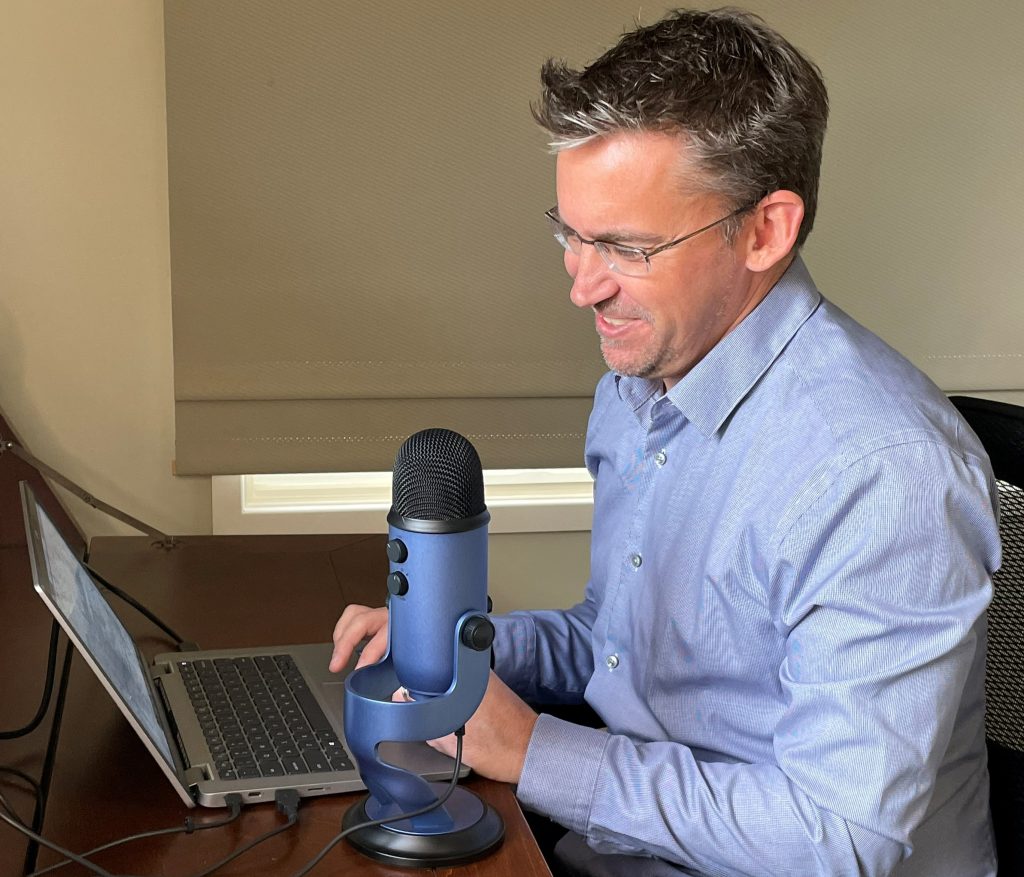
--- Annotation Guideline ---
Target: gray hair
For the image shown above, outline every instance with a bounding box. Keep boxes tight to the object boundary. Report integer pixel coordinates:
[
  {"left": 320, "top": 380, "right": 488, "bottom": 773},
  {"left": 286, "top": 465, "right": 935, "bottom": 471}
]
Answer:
[{"left": 532, "top": 8, "right": 829, "bottom": 248}]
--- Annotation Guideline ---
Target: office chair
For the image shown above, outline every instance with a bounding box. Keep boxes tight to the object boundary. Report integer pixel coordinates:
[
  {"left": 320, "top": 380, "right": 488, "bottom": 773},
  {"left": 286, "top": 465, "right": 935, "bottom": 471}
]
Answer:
[{"left": 949, "top": 395, "right": 1024, "bottom": 874}]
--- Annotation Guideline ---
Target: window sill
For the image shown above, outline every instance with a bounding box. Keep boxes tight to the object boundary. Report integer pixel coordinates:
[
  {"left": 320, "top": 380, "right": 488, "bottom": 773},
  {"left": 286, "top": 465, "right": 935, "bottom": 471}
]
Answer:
[{"left": 211, "top": 470, "right": 594, "bottom": 535}]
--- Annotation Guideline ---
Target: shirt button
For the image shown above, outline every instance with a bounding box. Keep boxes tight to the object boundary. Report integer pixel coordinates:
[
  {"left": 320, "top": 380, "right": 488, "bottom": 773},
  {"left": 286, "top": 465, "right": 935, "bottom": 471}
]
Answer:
[
  {"left": 630, "top": 553, "right": 643, "bottom": 569},
  {"left": 606, "top": 654, "right": 620, "bottom": 670},
  {"left": 654, "top": 450, "right": 668, "bottom": 467}
]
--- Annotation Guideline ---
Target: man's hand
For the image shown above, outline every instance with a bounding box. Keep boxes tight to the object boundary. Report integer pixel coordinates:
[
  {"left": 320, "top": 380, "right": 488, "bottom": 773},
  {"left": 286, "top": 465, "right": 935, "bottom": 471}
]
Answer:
[
  {"left": 330, "top": 604, "right": 388, "bottom": 672},
  {"left": 407, "top": 670, "right": 539, "bottom": 785}
]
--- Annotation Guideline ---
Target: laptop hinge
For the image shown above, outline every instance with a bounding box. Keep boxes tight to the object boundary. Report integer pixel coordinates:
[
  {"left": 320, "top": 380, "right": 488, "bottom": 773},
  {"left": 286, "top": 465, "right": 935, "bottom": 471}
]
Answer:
[{"left": 183, "top": 765, "right": 209, "bottom": 788}]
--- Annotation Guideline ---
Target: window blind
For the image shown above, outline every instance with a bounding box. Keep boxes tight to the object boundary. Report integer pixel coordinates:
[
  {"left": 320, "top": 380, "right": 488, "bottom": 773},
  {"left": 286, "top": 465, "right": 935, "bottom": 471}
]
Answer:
[
  {"left": 166, "top": 1, "right": 616, "bottom": 474},
  {"left": 167, "top": 1, "right": 1024, "bottom": 477}
]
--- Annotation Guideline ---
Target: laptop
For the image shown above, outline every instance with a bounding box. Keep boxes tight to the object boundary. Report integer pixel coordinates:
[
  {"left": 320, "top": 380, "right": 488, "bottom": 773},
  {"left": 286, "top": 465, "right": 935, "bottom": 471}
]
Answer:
[{"left": 20, "top": 481, "right": 466, "bottom": 808}]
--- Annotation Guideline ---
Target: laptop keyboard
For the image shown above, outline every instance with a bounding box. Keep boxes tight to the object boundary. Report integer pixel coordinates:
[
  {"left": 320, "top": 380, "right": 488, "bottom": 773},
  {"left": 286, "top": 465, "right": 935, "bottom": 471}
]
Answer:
[{"left": 178, "top": 654, "right": 354, "bottom": 781}]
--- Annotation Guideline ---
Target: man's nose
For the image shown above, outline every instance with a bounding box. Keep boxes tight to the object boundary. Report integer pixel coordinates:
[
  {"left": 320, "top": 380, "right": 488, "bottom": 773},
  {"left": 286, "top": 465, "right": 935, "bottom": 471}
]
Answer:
[{"left": 567, "top": 245, "right": 618, "bottom": 309}]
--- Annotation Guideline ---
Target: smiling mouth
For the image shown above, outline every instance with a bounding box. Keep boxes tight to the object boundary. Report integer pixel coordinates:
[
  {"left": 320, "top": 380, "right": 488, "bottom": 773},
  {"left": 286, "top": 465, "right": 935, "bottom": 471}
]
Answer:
[{"left": 596, "top": 309, "right": 645, "bottom": 327}]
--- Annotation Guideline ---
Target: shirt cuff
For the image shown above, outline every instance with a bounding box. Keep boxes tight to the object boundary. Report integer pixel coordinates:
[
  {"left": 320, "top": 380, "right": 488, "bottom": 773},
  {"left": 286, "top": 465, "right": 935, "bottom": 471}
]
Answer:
[{"left": 516, "top": 713, "right": 610, "bottom": 835}]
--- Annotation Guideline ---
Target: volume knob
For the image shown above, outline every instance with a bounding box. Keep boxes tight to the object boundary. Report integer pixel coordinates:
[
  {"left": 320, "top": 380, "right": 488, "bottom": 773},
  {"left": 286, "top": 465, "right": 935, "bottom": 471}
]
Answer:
[
  {"left": 387, "top": 571, "right": 409, "bottom": 597},
  {"left": 460, "top": 615, "right": 495, "bottom": 651}
]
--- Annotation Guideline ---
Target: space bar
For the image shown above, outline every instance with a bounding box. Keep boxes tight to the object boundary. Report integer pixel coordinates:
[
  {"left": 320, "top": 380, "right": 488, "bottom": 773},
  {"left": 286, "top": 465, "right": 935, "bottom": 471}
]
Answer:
[{"left": 292, "top": 683, "right": 333, "bottom": 732}]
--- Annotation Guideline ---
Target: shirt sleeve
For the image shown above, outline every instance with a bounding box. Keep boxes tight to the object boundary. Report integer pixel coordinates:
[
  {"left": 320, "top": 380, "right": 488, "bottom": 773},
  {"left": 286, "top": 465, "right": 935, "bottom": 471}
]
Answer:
[
  {"left": 515, "top": 441, "right": 998, "bottom": 876},
  {"left": 490, "top": 589, "right": 599, "bottom": 704}
]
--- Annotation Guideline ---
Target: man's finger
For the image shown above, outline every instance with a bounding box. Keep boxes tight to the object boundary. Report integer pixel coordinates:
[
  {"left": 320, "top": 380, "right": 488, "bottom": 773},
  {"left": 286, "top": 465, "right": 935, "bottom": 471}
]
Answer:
[
  {"left": 426, "top": 733, "right": 458, "bottom": 759},
  {"left": 329, "top": 605, "right": 386, "bottom": 672},
  {"left": 355, "top": 627, "right": 389, "bottom": 669}
]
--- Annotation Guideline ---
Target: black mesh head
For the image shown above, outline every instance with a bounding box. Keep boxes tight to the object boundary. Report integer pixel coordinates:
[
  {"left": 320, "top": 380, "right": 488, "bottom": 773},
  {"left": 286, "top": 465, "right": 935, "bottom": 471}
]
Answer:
[{"left": 390, "top": 429, "right": 486, "bottom": 522}]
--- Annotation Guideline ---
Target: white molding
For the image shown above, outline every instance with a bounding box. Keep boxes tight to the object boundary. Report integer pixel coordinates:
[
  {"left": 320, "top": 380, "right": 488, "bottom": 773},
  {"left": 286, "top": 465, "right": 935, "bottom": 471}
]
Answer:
[{"left": 211, "top": 470, "right": 594, "bottom": 535}]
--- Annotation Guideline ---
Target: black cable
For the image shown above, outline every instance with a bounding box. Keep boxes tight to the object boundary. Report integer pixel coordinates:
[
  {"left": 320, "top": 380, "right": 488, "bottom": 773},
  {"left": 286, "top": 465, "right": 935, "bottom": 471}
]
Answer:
[
  {"left": 23, "top": 638, "right": 74, "bottom": 876},
  {"left": 25, "top": 793, "right": 244, "bottom": 877},
  {"left": 0, "top": 809, "right": 125, "bottom": 877},
  {"left": 82, "top": 561, "right": 185, "bottom": 646},
  {"left": 183, "top": 788, "right": 302, "bottom": 877},
  {"left": 0, "top": 766, "right": 42, "bottom": 804},
  {"left": 0, "top": 768, "right": 43, "bottom": 850},
  {"left": 0, "top": 785, "right": 29, "bottom": 825},
  {"left": 290, "top": 729, "right": 466, "bottom": 877},
  {"left": 0, "top": 619, "right": 60, "bottom": 739}
]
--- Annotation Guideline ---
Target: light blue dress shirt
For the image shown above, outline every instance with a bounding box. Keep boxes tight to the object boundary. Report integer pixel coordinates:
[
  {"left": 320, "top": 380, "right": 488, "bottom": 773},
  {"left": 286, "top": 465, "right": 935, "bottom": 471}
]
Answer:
[{"left": 492, "top": 257, "right": 1000, "bottom": 876}]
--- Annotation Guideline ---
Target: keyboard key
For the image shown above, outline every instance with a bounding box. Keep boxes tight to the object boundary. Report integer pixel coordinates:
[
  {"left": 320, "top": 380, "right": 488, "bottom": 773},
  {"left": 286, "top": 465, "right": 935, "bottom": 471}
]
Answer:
[
  {"left": 293, "top": 689, "right": 333, "bottom": 733},
  {"left": 329, "top": 754, "right": 354, "bottom": 771},
  {"left": 305, "top": 753, "right": 330, "bottom": 772},
  {"left": 283, "top": 756, "right": 309, "bottom": 775},
  {"left": 260, "top": 761, "right": 285, "bottom": 777}
]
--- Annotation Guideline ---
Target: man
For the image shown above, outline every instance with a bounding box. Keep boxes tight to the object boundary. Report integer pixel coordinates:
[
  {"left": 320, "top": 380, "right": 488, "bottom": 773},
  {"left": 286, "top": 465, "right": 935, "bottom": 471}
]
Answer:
[{"left": 331, "top": 9, "right": 1000, "bottom": 875}]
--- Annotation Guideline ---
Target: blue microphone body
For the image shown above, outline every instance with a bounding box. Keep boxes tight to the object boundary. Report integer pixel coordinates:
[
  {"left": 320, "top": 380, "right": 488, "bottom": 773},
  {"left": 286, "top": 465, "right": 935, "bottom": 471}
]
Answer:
[{"left": 388, "top": 522, "right": 488, "bottom": 697}]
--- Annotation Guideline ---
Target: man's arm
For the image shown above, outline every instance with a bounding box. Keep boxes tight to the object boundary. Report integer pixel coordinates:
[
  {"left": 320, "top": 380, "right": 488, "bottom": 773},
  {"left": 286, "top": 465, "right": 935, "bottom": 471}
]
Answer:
[
  {"left": 508, "top": 442, "right": 997, "bottom": 876},
  {"left": 490, "top": 590, "right": 599, "bottom": 704}
]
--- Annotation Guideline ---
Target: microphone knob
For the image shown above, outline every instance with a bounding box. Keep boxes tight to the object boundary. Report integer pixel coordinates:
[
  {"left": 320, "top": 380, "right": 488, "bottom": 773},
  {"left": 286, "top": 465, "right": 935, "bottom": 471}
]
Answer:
[
  {"left": 386, "top": 538, "right": 408, "bottom": 563},
  {"left": 387, "top": 571, "right": 409, "bottom": 597},
  {"left": 460, "top": 615, "right": 495, "bottom": 651}
]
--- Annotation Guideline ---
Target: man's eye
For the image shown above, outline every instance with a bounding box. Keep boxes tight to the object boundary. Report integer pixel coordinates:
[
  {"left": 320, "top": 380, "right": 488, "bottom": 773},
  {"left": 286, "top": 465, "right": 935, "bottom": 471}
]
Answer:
[{"left": 608, "top": 245, "right": 646, "bottom": 263}]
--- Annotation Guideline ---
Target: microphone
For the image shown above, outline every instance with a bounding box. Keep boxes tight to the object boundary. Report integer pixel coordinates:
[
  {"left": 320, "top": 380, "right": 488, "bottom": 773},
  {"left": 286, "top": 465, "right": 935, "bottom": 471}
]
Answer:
[
  {"left": 386, "top": 428, "right": 491, "bottom": 698},
  {"left": 342, "top": 428, "right": 504, "bottom": 867}
]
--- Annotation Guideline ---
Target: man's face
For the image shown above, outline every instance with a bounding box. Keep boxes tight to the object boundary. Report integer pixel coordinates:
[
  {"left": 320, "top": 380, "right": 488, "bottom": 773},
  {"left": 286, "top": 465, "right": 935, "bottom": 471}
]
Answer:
[{"left": 554, "top": 131, "right": 761, "bottom": 389}]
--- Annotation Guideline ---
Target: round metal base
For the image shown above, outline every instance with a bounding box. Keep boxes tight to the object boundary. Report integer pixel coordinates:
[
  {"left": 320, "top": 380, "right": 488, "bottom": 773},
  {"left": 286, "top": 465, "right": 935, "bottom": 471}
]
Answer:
[{"left": 343, "top": 787, "right": 505, "bottom": 868}]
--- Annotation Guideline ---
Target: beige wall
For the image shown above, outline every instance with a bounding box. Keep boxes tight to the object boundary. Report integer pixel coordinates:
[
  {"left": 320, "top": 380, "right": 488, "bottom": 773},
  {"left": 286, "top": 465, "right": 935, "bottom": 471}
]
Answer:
[
  {"left": 1, "top": 1, "right": 209, "bottom": 537},
  {"left": 2, "top": 2, "right": 1021, "bottom": 613}
]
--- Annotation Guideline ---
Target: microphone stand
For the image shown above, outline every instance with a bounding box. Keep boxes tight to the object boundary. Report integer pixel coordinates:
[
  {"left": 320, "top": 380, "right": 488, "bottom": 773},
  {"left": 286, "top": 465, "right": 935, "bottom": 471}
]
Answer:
[{"left": 343, "top": 609, "right": 504, "bottom": 866}]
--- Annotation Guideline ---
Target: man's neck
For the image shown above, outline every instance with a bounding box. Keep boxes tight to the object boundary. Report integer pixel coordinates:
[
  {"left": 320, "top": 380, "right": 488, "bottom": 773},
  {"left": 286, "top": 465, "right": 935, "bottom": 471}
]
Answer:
[{"left": 660, "top": 252, "right": 798, "bottom": 393}]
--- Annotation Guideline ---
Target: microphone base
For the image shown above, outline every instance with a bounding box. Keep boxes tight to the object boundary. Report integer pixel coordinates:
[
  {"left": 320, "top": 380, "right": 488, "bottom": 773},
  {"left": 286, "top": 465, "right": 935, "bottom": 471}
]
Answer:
[{"left": 343, "top": 786, "right": 504, "bottom": 868}]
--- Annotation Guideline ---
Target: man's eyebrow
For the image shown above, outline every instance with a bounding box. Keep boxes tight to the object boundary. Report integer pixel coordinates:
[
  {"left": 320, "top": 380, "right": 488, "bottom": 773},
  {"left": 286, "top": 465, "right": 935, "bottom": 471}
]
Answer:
[
  {"left": 575, "top": 220, "right": 663, "bottom": 247},
  {"left": 599, "top": 227, "right": 663, "bottom": 246},
  {"left": 555, "top": 209, "right": 664, "bottom": 246}
]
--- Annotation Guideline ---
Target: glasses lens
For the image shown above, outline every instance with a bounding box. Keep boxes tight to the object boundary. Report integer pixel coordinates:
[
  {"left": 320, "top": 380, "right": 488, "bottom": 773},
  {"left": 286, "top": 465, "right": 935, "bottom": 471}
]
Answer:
[
  {"left": 596, "top": 243, "right": 650, "bottom": 277},
  {"left": 545, "top": 213, "right": 581, "bottom": 254}
]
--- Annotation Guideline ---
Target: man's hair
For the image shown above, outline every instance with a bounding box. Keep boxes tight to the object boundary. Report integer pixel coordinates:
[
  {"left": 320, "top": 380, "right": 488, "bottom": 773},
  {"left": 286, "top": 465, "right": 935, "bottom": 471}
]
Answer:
[{"left": 533, "top": 8, "right": 829, "bottom": 248}]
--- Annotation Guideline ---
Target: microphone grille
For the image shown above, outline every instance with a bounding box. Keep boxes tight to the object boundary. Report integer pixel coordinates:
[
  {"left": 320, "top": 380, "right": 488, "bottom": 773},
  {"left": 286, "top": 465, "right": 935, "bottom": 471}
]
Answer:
[{"left": 391, "top": 428, "right": 486, "bottom": 521}]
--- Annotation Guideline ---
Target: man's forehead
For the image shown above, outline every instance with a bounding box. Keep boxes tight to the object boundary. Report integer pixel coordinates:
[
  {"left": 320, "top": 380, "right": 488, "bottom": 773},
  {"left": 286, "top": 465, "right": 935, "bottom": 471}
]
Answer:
[{"left": 554, "top": 131, "right": 711, "bottom": 234}]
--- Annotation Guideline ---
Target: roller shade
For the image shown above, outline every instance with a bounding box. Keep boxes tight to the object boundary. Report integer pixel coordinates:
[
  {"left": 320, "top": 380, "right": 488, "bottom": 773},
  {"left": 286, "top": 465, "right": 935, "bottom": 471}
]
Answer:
[
  {"left": 165, "top": 1, "right": 614, "bottom": 474},
  {"left": 167, "top": 1, "right": 1024, "bottom": 477}
]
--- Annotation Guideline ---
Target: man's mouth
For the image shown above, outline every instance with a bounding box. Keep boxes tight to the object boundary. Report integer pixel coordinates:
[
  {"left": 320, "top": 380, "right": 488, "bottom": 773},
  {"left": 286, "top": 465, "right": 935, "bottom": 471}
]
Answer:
[{"left": 595, "top": 309, "right": 647, "bottom": 339}]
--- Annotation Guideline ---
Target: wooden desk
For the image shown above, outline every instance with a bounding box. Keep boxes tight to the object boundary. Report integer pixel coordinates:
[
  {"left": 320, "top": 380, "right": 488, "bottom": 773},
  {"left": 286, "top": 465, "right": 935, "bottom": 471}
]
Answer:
[{"left": 1, "top": 533, "right": 550, "bottom": 877}]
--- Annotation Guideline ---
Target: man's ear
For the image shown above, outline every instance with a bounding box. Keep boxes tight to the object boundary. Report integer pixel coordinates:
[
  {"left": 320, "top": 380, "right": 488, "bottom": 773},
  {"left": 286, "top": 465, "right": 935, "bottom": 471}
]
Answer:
[{"left": 743, "top": 191, "right": 804, "bottom": 272}]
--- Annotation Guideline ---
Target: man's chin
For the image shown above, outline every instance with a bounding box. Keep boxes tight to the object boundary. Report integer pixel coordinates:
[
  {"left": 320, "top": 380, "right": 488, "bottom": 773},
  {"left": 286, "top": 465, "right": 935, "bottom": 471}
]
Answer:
[{"left": 600, "top": 348, "right": 658, "bottom": 380}]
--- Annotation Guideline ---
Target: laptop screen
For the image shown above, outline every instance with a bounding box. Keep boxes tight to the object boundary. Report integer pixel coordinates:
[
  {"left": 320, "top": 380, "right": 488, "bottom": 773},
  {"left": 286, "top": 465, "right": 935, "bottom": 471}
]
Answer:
[{"left": 26, "top": 489, "right": 177, "bottom": 771}]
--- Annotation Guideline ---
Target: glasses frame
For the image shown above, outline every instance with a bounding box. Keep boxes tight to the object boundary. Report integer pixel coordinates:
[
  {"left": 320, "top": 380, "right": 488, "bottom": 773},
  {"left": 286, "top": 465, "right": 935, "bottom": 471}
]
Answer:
[{"left": 544, "top": 201, "right": 759, "bottom": 276}]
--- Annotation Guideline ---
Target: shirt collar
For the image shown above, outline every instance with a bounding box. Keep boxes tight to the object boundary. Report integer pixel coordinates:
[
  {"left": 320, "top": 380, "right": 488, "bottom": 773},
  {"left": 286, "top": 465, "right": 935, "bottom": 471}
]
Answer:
[{"left": 615, "top": 255, "right": 821, "bottom": 436}]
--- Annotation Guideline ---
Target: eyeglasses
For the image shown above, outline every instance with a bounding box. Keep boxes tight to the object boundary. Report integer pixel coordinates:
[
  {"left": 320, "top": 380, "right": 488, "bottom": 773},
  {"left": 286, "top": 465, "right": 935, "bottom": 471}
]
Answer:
[{"left": 543, "top": 202, "right": 756, "bottom": 276}]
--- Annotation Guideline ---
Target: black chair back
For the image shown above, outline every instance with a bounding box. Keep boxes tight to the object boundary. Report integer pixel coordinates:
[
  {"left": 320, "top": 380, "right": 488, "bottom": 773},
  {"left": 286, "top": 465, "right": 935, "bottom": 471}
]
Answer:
[{"left": 950, "top": 395, "right": 1024, "bottom": 874}]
